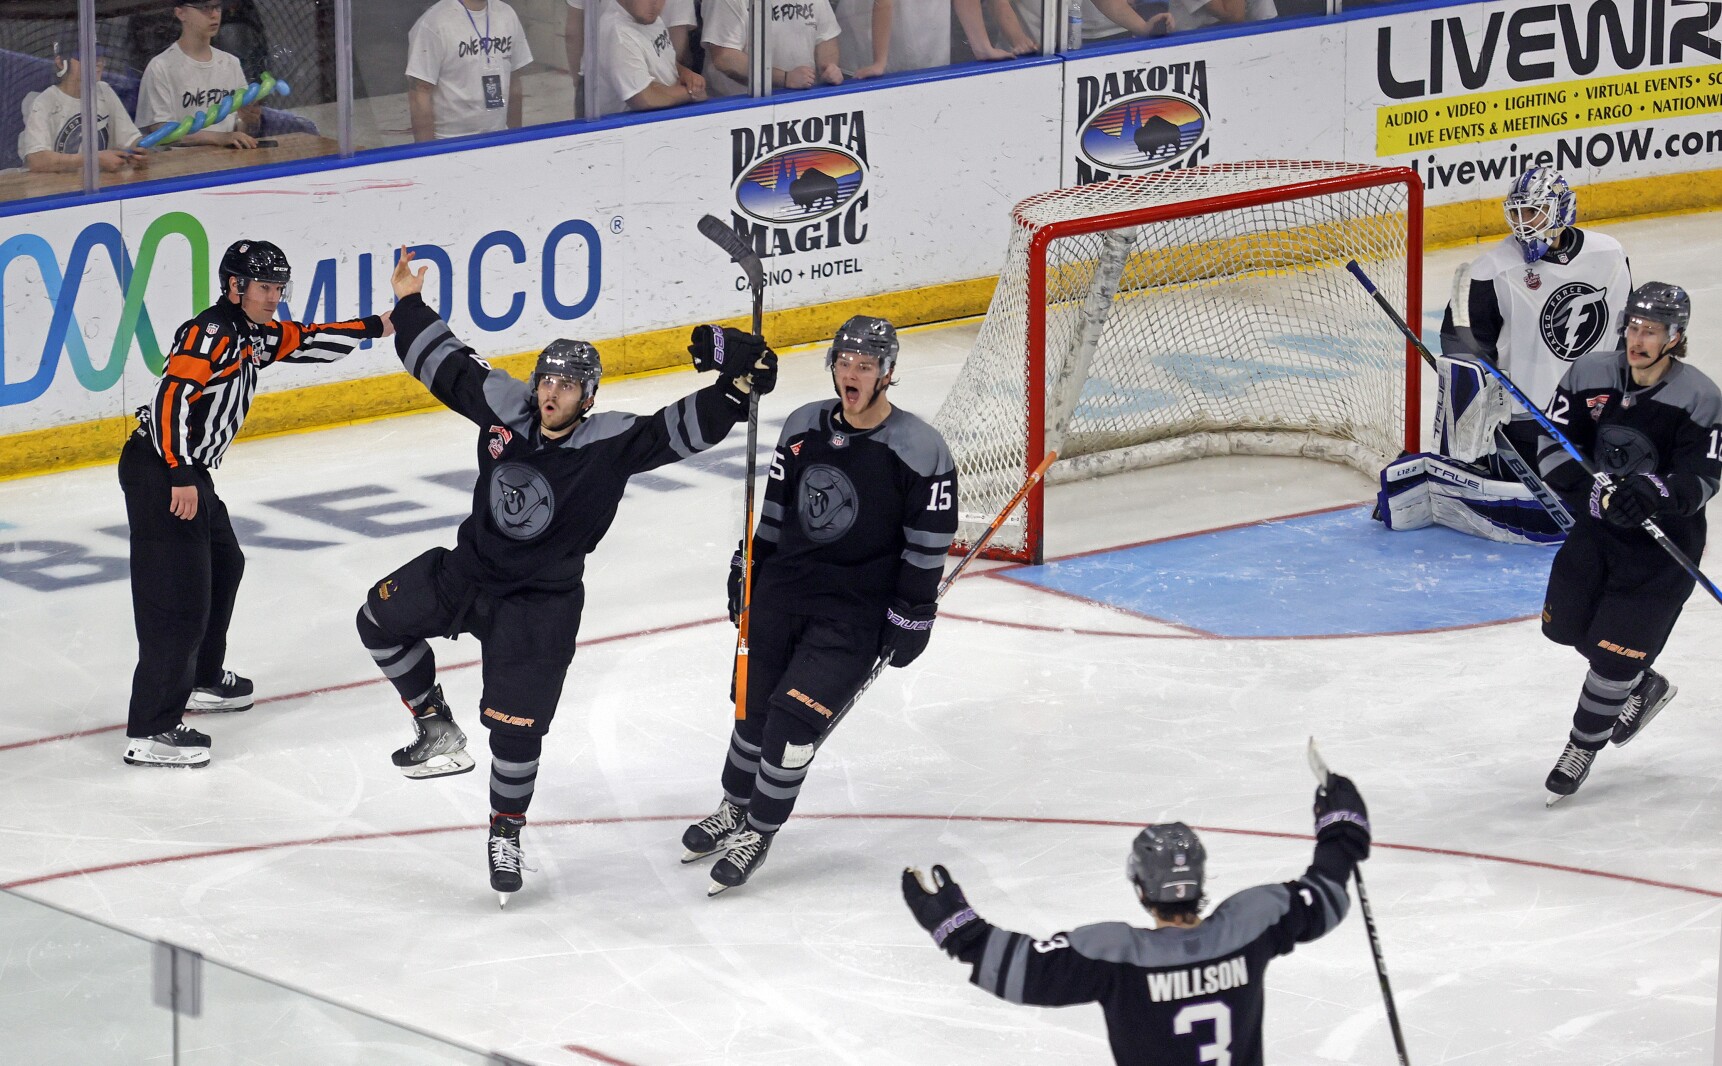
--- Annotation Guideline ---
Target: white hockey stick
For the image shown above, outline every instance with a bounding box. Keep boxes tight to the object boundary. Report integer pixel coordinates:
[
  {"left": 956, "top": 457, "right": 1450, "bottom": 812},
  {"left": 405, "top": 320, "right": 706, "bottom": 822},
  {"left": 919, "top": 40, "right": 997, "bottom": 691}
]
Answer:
[{"left": 1308, "top": 738, "right": 1412, "bottom": 1066}]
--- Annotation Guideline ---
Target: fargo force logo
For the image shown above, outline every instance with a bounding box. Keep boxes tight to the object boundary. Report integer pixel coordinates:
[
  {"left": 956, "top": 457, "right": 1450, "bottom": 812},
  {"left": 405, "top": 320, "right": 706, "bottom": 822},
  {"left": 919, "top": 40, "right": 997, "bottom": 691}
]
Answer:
[
  {"left": 731, "top": 112, "right": 870, "bottom": 258},
  {"left": 1539, "top": 282, "right": 1611, "bottom": 360},
  {"left": 1075, "top": 61, "right": 1211, "bottom": 184}
]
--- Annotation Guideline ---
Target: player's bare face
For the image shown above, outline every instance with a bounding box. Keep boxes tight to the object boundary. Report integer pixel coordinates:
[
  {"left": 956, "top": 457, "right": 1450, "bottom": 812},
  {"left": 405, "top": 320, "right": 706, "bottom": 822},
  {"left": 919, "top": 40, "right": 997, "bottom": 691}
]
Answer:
[
  {"left": 1625, "top": 317, "right": 1676, "bottom": 377},
  {"left": 178, "top": 3, "right": 222, "bottom": 37},
  {"left": 537, "top": 375, "right": 587, "bottom": 436},
  {"left": 833, "top": 351, "right": 891, "bottom": 424},
  {"left": 237, "top": 280, "right": 285, "bottom": 325}
]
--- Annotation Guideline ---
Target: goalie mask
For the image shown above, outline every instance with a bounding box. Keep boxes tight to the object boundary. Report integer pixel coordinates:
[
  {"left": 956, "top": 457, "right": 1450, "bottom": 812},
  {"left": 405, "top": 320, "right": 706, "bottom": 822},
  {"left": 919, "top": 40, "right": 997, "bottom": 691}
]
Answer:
[
  {"left": 1503, "top": 168, "right": 1576, "bottom": 263},
  {"left": 1128, "top": 822, "right": 1205, "bottom": 907},
  {"left": 532, "top": 339, "right": 602, "bottom": 410}
]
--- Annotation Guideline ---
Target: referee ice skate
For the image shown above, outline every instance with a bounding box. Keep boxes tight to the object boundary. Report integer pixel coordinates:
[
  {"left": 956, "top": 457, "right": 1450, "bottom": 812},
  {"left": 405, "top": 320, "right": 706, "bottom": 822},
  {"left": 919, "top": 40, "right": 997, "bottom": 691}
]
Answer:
[
  {"left": 1537, "top": 282, "right": 1721, "bottom": 803},
  {"left": 902, "top": 776, "right": 1369, "bottom": 1066},
  {"left": 357, "top": 250, "right": 775, "bottom": 905},
  {"left": 681, "top": 315, "right": 958, "bottom": 895},
  {"left": 120, "top": 239, "right": 387, "bottom": 768}
]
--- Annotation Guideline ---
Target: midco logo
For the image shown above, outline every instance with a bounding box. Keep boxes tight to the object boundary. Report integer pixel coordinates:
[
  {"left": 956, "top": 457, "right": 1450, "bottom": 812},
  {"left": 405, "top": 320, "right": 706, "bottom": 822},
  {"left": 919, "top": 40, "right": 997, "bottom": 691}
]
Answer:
[
  {"left": 0, "top": 213, "right": 602, "bottom": 409},
  {"left": 1074, "top": 61, "right": 1212, "bottom": 184},
  {"left": 730, "top": 111, "right": 870, "bottom": 258},
  {"left": 1376, "top": 0, "right": 1721, "bottom": 100}
]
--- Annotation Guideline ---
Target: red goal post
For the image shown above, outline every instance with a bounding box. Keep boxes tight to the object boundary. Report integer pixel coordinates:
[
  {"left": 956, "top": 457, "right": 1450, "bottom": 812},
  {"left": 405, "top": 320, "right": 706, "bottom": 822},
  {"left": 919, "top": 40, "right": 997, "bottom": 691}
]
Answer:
[{"left": 933, "top": 161, "right": 1424, "bottom": 564}]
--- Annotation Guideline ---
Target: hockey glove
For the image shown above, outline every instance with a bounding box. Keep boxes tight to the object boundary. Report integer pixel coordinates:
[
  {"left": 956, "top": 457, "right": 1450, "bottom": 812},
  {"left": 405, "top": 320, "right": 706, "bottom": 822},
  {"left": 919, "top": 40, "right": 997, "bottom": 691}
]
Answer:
[
  {"left": 1598, "top": 473, "right": 1672, "bottom": 528},
  {"left": 902, "top": 865, "right": 985, "bottom": 956},
  {"left": 1313, "top": 773, "right": 1370, "bottom": 862},
  {"left": 727, "top": 542, "right": 745, "bottom": 626},
  {"left": 690, "top": 326, "right": 779, "bottom": 397},
  {"left": 880, "top": 600, "right": 937, "bottom": 668}
]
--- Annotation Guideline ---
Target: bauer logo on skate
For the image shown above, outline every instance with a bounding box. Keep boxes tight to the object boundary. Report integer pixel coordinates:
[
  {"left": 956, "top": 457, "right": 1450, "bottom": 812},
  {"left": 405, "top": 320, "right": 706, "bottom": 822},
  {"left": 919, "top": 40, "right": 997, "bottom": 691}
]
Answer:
[
  {"left": 729, "top": 112, "right": 870, "bottom": 258},
  {"left": 1073, "top": 61, "right": 1210, "bottom": 184}
]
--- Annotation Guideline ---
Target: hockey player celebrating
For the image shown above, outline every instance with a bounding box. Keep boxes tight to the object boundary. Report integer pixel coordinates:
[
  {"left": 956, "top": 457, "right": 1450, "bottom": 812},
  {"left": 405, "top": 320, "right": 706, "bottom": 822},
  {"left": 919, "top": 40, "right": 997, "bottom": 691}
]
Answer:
[
  {"left": 121, "top": 239, "right": 388, "bottom": 767},
  {"left": 681, "top": 315, "right": 958, "bottom": 895},
  {"left": 1379, "top": 168, "right": 1630, "bottom": 543},
  {"left": 357, "top": 250, "right": 777, "bottom": 904},
  {"left": 903, "top": 775, "right": 1370, "bottom": 1066},
  {"left": 1537, "top": 282, "right": 1720, "bottom": 804}
]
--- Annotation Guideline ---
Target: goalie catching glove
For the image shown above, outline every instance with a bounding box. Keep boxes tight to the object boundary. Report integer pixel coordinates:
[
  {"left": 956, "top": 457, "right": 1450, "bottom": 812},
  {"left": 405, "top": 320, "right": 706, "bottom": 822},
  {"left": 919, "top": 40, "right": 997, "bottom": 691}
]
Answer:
[
  {"left": 689, "top": 325, "right": 778, "bottom": 397},
  {"left": 902, "top": 865, "right": 985, "bottom": 957},
  {"left": 881, "top": 600, "right": 936, "bottom": 667}
]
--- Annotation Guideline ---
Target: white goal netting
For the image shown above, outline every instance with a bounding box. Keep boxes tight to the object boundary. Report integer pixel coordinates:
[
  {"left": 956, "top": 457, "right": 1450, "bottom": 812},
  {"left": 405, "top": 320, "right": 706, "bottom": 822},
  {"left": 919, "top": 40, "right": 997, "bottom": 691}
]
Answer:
[{"left": 933, "top": 160, "right": 1421, "bottom": 562}]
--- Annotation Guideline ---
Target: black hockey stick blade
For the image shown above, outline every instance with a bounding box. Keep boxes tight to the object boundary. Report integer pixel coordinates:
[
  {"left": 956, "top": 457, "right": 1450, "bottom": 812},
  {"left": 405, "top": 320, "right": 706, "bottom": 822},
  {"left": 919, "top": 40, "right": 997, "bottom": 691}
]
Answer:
[{"left": 698, "top": 214, "right": 765, "bottom": 293}]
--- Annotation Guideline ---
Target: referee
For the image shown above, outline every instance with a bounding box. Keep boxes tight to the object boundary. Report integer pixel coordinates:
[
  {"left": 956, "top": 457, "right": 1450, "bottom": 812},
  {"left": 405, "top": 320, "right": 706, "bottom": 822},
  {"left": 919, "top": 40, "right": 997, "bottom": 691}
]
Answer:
[{"left": 119, "top": 239, "right": 390, "bottom": 767}]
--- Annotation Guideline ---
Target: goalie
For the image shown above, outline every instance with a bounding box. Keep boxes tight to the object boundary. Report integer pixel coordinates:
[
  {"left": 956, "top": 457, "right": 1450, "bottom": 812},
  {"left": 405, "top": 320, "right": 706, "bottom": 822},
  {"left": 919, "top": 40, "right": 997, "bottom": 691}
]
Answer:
[{"left": 1379, "top": 168, "right": 1631, "bottom": 544}]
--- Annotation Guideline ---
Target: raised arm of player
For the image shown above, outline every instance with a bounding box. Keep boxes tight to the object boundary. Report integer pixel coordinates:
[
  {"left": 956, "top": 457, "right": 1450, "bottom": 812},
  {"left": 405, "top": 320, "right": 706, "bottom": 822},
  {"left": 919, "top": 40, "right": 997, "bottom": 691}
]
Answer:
[{"left": 387, "top": 249, "right": 529, "bottom": 426}]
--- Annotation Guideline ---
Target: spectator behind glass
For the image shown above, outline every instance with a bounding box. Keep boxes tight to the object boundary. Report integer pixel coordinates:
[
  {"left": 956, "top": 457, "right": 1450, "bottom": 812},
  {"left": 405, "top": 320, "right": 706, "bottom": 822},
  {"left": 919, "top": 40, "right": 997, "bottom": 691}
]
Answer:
[
  {"left": 21, "top": 38, "right": 148, "bottom": 173},
  {"left": 703, "top": 0, "right": 843, "bottom": 97},
  {"left": 569, "top": 0, "right": 699, "bottom": 117},
  {"left": 953, "top": 0, "right": 1039, "bottom": 61},
  {"left": 1011, "top": 0, "right": 1170, "bottom": 43},
  {"left": 137, "top": 0, "right": 260, "bottom": 149},
  {"left": 592, "top": 0, "right": 706, "bottom": 114},
  {"left": 831, "top": 0, "right": 950, "bottom": 78},
  {"left": 1169, "top": 0, "right": 1277, "bottom": 31},
  {"left": 406, "top": 0, "right": 533, "bottom": 141}
]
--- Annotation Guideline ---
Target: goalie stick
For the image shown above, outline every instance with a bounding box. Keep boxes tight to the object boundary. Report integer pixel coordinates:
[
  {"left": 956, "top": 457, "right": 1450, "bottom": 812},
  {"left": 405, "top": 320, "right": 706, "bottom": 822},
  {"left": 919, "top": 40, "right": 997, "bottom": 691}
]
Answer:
[
  {"left": 812, "top": 450, "right": 1059, "bottom": 753},
  {"left": 1308, "top": 738, "right": 1412, "bottom": 1066},
  {"left": 699, "top": 214, "right": 766, "bottom": 721},
  {"left": 1350, "top": 260, "right": 1722, "bottom": 609},
  {"left": 1343, "top": 260, "right": 1572, "bottom": 532}
]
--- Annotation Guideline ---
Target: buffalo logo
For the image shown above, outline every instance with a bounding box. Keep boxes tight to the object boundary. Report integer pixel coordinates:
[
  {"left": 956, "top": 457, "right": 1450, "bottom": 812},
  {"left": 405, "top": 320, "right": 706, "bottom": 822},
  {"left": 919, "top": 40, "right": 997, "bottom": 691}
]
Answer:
[
  {"left": 1595, "top": 424, "right": 1659, "bottom": 477},
  {"left": 1077, "top": 94, "right": 1208, "bottom": 173},
  {"left": 377, "top": 579, "right": 397, "bottom": 601},
  {"left": 1524, "top": 268, "right": 1542, "bottom": 291},
  {"left": 488, "top": 424, "right": 513, "bottom": 460},
  {"left": 798, "top": 464, "right": 859, "bottom": 543},
  {"left": 1539, "top": 282, "right": 1612, "bottom": 361},
  {"left": 733, "top": 146, "right": 866, "bottom": 226},
  {"left": 489, "top": 462, "right": 555, "bottom": 540}
]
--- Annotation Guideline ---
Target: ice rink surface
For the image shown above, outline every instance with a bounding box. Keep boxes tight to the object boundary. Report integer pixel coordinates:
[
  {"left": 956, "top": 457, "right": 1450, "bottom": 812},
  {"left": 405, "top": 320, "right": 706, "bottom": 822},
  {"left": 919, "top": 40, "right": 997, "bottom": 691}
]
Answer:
[{"left": 2, "top": 214, "right": 1720, "bottom": 1064}]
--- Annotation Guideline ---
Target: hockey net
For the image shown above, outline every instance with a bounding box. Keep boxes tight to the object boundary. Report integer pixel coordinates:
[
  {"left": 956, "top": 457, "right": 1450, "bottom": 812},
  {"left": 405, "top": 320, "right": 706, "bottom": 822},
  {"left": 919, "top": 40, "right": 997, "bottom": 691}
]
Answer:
[{"left": 933, "top": 160, "right": 1423, "bottom": 563}]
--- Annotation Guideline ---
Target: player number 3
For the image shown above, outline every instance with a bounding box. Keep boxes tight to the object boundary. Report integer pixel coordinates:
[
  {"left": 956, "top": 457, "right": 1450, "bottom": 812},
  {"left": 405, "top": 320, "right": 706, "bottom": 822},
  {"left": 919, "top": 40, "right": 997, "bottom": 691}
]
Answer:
[{"left": 1172, "top": 1000, "right": 1233, "bottom": 1066}]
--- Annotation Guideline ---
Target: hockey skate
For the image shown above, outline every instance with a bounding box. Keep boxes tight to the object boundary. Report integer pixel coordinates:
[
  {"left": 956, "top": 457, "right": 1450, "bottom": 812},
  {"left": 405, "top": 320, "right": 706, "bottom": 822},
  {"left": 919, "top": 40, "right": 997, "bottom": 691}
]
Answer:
[
  {"left": 186, "top": 670, "right": 253, "bottom": 713},
  {"left": 1612, "top": 670, "right": 1677, "bottom": 747},
  {"left": 708, "top": 828, "right": 773, "bottom": 896},
  {"left": 488, "top": 814, "right": 528, "bottom": 908},
  {"left": 123, "top": 723, "right": 211, "bottom": 768},
  {"left": 391, "top": 686, "right": 474, "bottom": 779},
  {"left": 1544, "top": 741, "right": 1596, "bottom": 807},
  {"left": 681, "top": 799, "right": 745, "bottom": 863}
]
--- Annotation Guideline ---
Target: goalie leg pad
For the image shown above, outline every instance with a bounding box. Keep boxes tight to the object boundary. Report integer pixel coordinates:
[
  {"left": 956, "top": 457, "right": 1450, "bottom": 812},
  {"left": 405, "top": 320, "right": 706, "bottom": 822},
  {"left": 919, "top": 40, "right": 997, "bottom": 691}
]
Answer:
[
  {"left": 1379, "top": 453, "right": 1566, "bottom": 545},
  {"left": 1435, "top": 356, "right": 1512, "bottom": 464}
]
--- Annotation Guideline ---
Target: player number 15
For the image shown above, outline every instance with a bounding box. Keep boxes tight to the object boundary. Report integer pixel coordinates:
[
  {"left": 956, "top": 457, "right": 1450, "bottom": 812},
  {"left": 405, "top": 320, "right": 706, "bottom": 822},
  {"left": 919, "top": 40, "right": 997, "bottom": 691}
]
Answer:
[{"left": 927, "top": 479, "right": 953, "bottom": 511}]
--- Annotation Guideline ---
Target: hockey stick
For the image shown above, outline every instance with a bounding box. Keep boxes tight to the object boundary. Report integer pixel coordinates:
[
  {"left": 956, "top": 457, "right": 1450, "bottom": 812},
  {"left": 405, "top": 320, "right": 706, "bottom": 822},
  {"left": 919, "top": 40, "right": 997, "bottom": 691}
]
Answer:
[
  {"left": 699, "top": 214, "right": 766, "bottom": 721},
  {"left": 1342, "top": 260, "right": 1572, "bottom": 531},
  {"left": 813, "top": 450, "right": 1059, "bottom": 752},
  {"left": 1351, "top": 260, "right": 1722, "bottom": 608},
  {"left": 1307, "top": 738, "right": 1411, "bottom": 1066}
]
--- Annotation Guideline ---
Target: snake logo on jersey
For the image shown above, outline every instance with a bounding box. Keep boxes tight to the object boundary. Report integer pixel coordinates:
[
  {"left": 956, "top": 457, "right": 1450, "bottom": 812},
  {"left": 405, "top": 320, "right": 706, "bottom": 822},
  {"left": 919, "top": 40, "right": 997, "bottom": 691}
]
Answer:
[
  {"left": 1595, "top": 424, "right": 1660, "bottom": 477},
  {"left": 798, "top": 464, "right": 859, "bottom": 543},
  {"left": 489, "top": 463, "right": 555, "bottom": 540},
  {"left": 1539, "top": 282, "right": 1612, "bottom": 361}
]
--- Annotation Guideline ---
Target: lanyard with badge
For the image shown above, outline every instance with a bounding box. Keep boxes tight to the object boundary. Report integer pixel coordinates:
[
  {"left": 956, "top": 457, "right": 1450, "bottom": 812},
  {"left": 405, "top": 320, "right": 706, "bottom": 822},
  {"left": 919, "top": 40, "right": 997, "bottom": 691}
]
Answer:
[{"left": 465, "top": 1, "right": 505, "bottom": 110}]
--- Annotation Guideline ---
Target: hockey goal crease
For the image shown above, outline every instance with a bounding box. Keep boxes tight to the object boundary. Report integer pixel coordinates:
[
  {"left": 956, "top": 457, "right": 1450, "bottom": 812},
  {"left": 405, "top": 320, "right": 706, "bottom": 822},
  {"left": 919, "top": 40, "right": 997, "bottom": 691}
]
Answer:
[{"left": 932, "top": 160, "right": 1424, "bottom": 563}]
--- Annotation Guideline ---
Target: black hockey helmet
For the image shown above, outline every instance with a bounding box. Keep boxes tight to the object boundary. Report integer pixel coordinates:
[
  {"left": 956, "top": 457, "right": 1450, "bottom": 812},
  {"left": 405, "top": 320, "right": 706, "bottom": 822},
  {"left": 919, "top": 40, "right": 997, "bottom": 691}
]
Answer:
[
  {"left": 532, "top": 339, "right": 602, "bottom": 401},
  {"left": 219, "top": 239, "right": 291, "bottom": 297},
  {"left": 1128, "top": 822, "right": 1205, "bottom": 907},
  {"left": 1618, "top": 281, "right": 1691, "bottom": 338},
  {"left": 826, "top": 315, "right": 900, "bottom": 376}
]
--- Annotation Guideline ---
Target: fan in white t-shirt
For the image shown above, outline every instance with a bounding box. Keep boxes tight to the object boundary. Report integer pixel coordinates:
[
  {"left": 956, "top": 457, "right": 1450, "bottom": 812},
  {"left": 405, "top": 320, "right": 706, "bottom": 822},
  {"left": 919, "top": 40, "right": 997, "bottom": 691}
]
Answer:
[
  {"left": 830, "top": 0, "right": 951, "bottom": 77},
  {"left": 21, "top": 40, "right": 148, "bottom": 173},
  {"left": 953, "top": 0, "right": 1039, "bottom": 62},
  {"left": 702, "top": 0, "right": 844, "bottom": 98},
  {"left": 406, "top": 0, "right": 534, "bottom": 141},
  {"left": 1168, "top": 0, "right": 1277, "bottom": 31},
  {"left": 591, "top": 0, "right": 707, "bottom": 114},
  {"left": 1010, "top": 0, "right": 1170, "bottom": 43},
  {"left": 136, "top": 0, "right": 260, "bottom": 149},
  {"left": 571, "top": 0, "right": 702, "bottom": 117}
]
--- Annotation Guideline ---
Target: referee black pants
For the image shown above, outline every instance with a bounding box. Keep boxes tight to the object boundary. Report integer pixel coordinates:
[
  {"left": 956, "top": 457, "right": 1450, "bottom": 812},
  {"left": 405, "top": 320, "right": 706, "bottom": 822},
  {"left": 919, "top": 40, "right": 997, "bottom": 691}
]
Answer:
[{"left": 119, "top": 435, "right": 245, "bottom": 738}]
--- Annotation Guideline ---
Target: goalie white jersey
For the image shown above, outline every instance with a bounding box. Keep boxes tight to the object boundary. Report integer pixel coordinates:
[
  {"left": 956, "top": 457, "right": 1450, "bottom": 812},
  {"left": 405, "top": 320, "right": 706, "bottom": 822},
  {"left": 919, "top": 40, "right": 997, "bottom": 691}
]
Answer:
[{"left": 1439, "top": 229, "right": 1631, "bottom": 415}]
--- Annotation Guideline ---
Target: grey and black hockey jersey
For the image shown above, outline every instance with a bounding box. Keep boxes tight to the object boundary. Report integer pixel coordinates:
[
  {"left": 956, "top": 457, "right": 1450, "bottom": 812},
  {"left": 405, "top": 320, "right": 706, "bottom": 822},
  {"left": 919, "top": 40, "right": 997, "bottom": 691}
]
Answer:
[
  {"left": 953, "top": 842, "right": 1354, "bottom": 1066},
  {"left": 391, "top": 292, "right": 748, "bottom": 594},
  {"left": 1440, "top": 228, "right": 1631, "bottom": 413},
  {"left": 1537, "top": 349, "right": 1722, "bottom": 552},
  {"left": 751, "top": 399, "right": 958, "bottom": 626}
]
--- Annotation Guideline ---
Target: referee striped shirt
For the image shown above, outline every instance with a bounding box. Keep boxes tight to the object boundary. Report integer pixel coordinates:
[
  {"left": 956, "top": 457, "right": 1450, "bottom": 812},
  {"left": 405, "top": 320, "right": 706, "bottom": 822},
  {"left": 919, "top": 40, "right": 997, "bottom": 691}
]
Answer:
[{"left": 137, "top": 299, "right": 382, "bottom": 484}]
